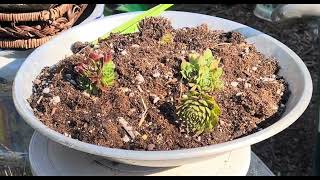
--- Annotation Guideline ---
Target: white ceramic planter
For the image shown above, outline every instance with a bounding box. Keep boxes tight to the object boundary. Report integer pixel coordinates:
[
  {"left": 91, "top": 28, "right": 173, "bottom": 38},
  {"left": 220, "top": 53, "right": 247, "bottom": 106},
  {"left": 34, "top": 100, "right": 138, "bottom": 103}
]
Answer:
[{"left": 12, "top": 11, "right": 312, "bottom": 167}]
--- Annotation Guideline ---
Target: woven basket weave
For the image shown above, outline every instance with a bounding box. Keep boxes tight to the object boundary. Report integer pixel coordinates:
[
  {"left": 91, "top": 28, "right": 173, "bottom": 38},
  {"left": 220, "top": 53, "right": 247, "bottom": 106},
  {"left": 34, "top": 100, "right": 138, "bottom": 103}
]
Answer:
[{"left": 0, "top": 4, "right": 88, "bottom": 49}]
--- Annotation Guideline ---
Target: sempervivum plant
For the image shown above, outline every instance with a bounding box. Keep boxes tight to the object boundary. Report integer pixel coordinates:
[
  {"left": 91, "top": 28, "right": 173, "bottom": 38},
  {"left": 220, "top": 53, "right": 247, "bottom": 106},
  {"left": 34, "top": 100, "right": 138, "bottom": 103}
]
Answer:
[
  {"left": 181, "top": 48, "right": 224, "bottom": 92},
  {"left": 74, "top": 50, "right": 116, "bottom": 94},
  {"left": 176, "top": 91, "right": 221, "bottom": 136}
]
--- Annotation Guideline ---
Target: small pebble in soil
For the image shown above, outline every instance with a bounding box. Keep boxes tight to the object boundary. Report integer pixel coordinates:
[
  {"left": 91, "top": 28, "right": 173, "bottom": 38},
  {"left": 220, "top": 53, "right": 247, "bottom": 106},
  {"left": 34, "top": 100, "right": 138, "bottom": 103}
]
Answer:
[
  {"left": 51, "top": 96, "right": 61, "bottom": 105},
  {"left": 152, "top": 71, "right": 161, "bottom": 78},
  {"left": 142, "top": 134, "right": 148, "bottom": 140},
  {"left": 237, "top": 78, "right": 245, "bottom": 82},
  {"left": 252, "top": 66, "right": 257, "bottom": 71},
  {"left": 147, "top": 144, "right": 155, "bottom": 151},
  {"left": 128, "top": 108, "right": 136, "bottom": 115},
  {"left": 244, "top": 82, "right": 251, "bottom": 89},
  {"left": 230, "top": 81, "right": 239, "bottom": 87},
  {"left": 244, "top": 47, "right": 250, "bottom": 54},
  {"left": 121, "top": 50, "right": 128, "bottom": 56},
  {"left": 37, "top": 96, "right": 43, "bottom": 104},
  {"left": 197, "top": 136, "right": 201, "bottom": 141},
  {"left": 261, "top": 77, "right": 275, "bottom": 82},
  {"left": 33, "top": 79, "right": 41, "bottom": 85},
  {"left": 137, "top": 85, "right": 144, "bottom": 92},
  {"left": 122, "top": 135, "right": 131, "bottom": 143},
  {"left": 271, "top": 105, "right": 278, "bottom": 110},
  {"left": 131, "top": 44, "right": 140, "bottom": 48},
  {"left": 236, "top": 92, "right": 243, "bottom": 96},
  {"left": 129, "top": 92, "right": 135, "bottom": 97},
  {"left": 220, "top": 120, "right": 225, "bottom": 125},
  {"left": 120, "top": 87, "right": 131, "bottom": 93},
  {"left": 117, "top": 117, "right": 135, "bottom": 139},
  {"left": 82, "top": 91, "right": 90, "bottom": 97},
  {"left": 135, "top": 74, "right": 145, "bottom": 84},
  {"left": 150, "top": 94, "right": 160, "bottom": 104},
  {"left": 42, "top": 88, "right": 50, "bottom": 94}
]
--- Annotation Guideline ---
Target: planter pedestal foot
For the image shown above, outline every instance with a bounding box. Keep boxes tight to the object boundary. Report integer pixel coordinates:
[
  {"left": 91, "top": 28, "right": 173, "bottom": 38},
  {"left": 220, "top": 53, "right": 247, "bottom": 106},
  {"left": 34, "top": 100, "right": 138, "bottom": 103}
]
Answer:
[{"left": 29, "top": 132, "right": 273, "bottom": 176}]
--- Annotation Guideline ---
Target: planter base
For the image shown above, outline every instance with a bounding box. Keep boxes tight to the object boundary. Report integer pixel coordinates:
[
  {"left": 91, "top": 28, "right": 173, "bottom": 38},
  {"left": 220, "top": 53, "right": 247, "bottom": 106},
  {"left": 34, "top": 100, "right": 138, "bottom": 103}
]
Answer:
[{"left": 29, "top": 132, "right": 273, "bottom": 176}]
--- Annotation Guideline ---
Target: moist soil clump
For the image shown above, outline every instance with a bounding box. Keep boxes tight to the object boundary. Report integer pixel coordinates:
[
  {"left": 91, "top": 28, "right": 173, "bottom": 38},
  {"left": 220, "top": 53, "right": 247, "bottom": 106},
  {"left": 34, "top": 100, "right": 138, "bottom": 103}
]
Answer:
[{"left": 28, "top": 17, "right": 289, "bottom": 151}]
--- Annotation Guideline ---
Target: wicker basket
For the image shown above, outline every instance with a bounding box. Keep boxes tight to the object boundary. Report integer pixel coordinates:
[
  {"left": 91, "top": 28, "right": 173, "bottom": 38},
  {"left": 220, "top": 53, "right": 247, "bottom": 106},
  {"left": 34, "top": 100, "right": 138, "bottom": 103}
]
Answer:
[{"left": 0, "top": 4, "right": 88, "bottom": 49}]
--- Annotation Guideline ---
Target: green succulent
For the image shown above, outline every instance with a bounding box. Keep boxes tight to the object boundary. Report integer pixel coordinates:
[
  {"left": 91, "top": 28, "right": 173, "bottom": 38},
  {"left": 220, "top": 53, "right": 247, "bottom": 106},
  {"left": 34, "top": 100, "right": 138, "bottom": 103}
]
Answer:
[
  {"left": 176, "top": 91, "right": 221, "bottom": 136},
  {"left": 181, "top": 48, "right": 224, "bottom": 92},
  {"left": 74, "top": 51, "right": 116, "bottom": 94},
  {"left": 160, "top": 33, "right": 173, "bottom": 45}
]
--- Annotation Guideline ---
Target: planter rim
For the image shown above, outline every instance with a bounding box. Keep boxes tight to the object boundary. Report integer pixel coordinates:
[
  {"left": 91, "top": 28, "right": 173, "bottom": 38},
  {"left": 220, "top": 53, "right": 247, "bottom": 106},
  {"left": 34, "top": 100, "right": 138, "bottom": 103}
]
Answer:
[{"left": 13, "top": 11, "right": 313, "bottom": 161}]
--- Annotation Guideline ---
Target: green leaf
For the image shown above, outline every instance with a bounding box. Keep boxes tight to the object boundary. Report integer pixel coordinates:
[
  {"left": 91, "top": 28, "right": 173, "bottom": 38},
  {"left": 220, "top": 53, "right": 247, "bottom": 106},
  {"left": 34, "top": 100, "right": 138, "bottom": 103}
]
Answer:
[
  {"left": 103, "top": 6, "right": 114, "bottom": 16},
  {"left": 180, "top": 48, "right": 224, "bottom": 92},
  {"left": 101, "top": 61, "right": 116, "bottom": 87},
  {"left": 160, "top": 33, "right": 173, "bottom": 45},
  {"left": 181, "top": 60, "right": 196, "bottom": 80},
  {"left": 116, "top": 4, "right": 149, "bottom": 12},
  {"left": 91, "top": 4, "right": 174, "bottom": 44},
  {"left": 176, "top": 91, "right": 221, "bottom": 135}
]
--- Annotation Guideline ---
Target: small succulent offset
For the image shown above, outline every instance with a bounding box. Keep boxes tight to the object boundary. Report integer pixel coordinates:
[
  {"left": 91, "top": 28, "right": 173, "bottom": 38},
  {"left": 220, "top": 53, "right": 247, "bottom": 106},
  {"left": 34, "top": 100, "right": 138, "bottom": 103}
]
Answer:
[
  {"left": 176, "top": 91, "right": 221, "bottom": 136},
  {"left": 74, "top": 51, "right": 116, "bottom": 94},
  {"left": 181, "top": 48, "right": 223, "bottom": 92},
  {"left": 160, "top": 33, "right": 173, "bottom": 45}
]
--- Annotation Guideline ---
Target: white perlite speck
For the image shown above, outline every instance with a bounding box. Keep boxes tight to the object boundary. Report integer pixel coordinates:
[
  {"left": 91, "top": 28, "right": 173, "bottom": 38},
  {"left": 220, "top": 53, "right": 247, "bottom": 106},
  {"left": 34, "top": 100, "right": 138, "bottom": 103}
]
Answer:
[
  {"left": 150, "top": 94, "right": 160, "bottom": 104},
  {"left": 135, "top": 74, "right": 145, "bottom": 84},
  {"left": 244, "top": 82, "right": 251, "bottom": 89},
  {"left": 276, "top": 89, "right": 282, "bottom": 95},
  {"left": 237, "top": 78, "right": 245, "bottom": 82},
  {"left": 271, "top": 105, "right": 278, "bottom": 110},
  {"left": 152, "top": 71, "right": 160, "bottom": 78},
  {"left": 131, "top": 44, "right": 140, "bottom": 48},
  {"left": 42, "top": 88, "right": 50, "bottom": 94},
  {"left": 236, "top": 92, "right": 243, "bottom": 96},
  {"left": 122, "top": 135, "right": 131, "bottom": 143},
  {"left": 51, "top": 96, "right": 60, "bottom": 105},
  {"left": 121, "top": 50, "right": 128, "bottom": 56},
  {"left": 261, "top": 77, "right": 275, "bottom": 82},
  {"left": 230, "top": 81, "right": 239, "bottom": 87}
]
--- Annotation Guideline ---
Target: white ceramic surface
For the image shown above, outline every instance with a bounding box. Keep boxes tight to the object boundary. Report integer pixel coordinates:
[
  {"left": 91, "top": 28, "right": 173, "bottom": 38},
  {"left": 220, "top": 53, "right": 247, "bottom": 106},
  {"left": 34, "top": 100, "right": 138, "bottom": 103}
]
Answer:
[
  {"left": 29, "top": 132, "right": 251, "bottom": 176},
  {"left": 13, "top": 11, "right": 313, "bottom": 167}
]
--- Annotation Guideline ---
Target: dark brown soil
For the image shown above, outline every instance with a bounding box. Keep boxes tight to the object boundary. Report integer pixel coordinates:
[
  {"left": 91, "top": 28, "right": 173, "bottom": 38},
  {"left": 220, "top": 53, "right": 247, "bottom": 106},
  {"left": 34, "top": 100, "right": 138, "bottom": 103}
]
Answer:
[
  {"left": 28, "top": 17, "right": 289, "bottom": 151},
  {"left": 171, "top": 4, "right": 318, "bottom": 176}
]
